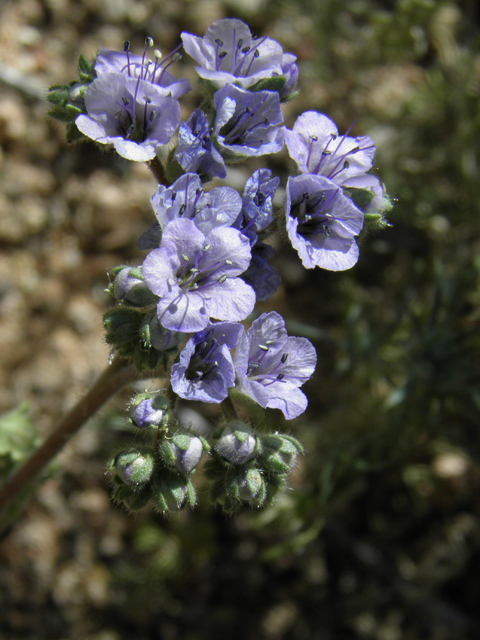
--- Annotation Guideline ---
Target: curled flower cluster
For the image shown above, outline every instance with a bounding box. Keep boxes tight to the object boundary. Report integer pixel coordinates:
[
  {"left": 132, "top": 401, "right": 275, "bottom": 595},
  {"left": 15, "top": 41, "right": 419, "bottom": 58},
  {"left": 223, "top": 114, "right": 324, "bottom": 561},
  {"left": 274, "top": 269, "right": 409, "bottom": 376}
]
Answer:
[{"left": 50, "top": 17, "right": 389, "bottom": 513}]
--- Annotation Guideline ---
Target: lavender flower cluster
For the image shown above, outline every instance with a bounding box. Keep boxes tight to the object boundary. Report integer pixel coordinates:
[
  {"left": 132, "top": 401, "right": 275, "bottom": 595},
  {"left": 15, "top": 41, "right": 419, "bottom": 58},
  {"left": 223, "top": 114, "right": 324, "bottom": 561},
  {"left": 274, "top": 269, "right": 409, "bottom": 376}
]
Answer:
[{"left": 50, "top": 18, "right": 388, "bottom": 513}]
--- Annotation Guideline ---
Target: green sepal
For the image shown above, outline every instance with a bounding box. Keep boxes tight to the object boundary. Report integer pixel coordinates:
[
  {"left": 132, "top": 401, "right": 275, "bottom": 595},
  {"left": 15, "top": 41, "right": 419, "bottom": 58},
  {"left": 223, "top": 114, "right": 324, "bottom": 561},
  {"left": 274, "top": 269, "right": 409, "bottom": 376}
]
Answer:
[
  {"left": 152, "top": 471, "right": 196, "bottom": 511},
  {"left": 65, "top": 104, "right": 83, "bottom": 117},
  {"left": 281, "top": 90, "right": 300, "bottom": 103},
  {"left": 48, "top": 105, "right": 76, "bottom": 123},
  {"left": 111, "top": 265, "right": 143, "bottom": 279},
  {"left": 172, "top": 434, "right": 193, "bottom": 450},
  {"left": 113, "top": 484, "right": 151, "bottom": 511},
  {"left": 133, "top": 344, "right": 165, "bottom": 372},
  {"left": 66, "top": 122, "right": 85, "bottom": 143},
  {"left": 46, "top": 86, "right": 71, "bottom": 105},
  {"left": 264, "top": 472, "right": 289, "bottom": 499},
  {"left": 78, "top": 53, "right": 96, "bottom": 81},
  {"left": 103, "top": 306, "right": 144, "bottom": 347},
  {"left": 348, "top": 188, "right": 375, "bottom": 209},
  {"left": 197, "top": 77, "right": 217, "bottom": 114},
  {"left": 233, "top": 428, "right": 250, "bottom": 444},
  {"left": 164, "top": 150, "right": 185, "bottom": 184},
  {"left": 114, "top": 448, "right": 155, "bottom": 486},
  {"left": 158, "top": 440, "right": 176, "bottom": 467},
  {"left": 199, "top": 435, "right": 211, "bottom": 453},
  {"left": 248, "top": 76, "right": 287, "bottom": 94}
]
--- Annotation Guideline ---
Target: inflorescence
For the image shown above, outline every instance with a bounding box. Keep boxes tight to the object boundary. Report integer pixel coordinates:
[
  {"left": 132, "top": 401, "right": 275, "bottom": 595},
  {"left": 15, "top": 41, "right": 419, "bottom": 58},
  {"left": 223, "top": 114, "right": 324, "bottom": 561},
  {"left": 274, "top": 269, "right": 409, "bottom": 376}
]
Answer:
[{"left": 48, "top": 17, "right": 390, "bottom": 514}]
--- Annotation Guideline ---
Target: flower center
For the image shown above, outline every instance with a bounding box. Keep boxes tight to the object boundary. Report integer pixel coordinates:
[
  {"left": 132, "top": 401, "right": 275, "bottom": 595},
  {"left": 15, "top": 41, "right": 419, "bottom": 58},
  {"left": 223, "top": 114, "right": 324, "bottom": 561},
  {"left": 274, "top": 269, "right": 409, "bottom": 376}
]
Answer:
[
  {"left": 304, "top": 122, "right": 376, "bottom": 179},
  {"left": 175, "top": 248, "right": 233, "bottom": 293},
  {"left": 185, "top": 332, "right": 221, "bottom": 381},
  {"left": 220, "top": 98, "right": 271, "bottom": 146},
  {"left": 247, "top": 345, "right": 289, "bottom": 385}
]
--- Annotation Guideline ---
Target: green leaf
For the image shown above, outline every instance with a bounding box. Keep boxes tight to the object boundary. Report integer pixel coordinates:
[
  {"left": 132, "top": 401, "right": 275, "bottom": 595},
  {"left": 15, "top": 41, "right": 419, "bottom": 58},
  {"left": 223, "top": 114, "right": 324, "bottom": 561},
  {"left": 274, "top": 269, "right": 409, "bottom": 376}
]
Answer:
[{"left": 0, "top": 403, "right": 41, "bottom": 480}]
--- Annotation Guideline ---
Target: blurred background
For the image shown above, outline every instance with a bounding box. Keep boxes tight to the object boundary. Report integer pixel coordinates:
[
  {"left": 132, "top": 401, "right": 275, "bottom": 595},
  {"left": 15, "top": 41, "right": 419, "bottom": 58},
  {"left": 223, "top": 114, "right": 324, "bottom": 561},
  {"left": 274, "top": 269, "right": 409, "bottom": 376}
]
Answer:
[{"left": 1, "top": 0, "right": 480, "bottom": 638}]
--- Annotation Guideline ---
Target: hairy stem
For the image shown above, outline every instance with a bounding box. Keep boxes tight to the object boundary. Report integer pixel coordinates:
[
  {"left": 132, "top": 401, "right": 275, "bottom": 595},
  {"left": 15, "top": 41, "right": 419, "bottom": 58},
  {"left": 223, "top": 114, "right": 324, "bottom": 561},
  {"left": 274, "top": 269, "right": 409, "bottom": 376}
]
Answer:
[
  {"left": 0, "top": 356, "right": 152, "bottom": 520},
  {"left": 148, "top": 155, "right": 167, "bottom": 185},
  {"left": 220, "top": 395, "right": 240, "bottom": 421}
]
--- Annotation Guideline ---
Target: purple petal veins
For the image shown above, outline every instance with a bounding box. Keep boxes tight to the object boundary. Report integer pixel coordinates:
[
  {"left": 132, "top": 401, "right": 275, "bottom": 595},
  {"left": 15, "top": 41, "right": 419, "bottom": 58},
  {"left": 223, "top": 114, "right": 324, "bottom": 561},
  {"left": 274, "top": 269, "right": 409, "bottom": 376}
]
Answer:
[
  {"left": 150, "top": 173, "right": 242, "bottom": 236},
  {"left": 181, "top": 19, "right": 288, "bottom": 90},
  {"left": 142, "top": 218, "right": 255, "bottom": 332},
  {"left": 76, "top": 72, "right": 180, "bottom": 161},
  {"left": 213, "top": 84, "right": 284, "bottom": 158},
  {"left": 285, "top": 111, "right": 377, "bottom": 189},
  {"left": 234, "top": 311, "right": 316, "bottom": 419}
]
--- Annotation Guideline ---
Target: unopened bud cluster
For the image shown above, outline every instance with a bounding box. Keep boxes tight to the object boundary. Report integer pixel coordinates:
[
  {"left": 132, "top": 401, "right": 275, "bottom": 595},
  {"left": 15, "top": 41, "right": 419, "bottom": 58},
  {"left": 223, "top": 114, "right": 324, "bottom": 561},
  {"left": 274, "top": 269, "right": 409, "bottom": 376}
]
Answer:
[
  {"left": 109, "top": 392, "right": 209, "bottom": 512},
  {"left": 104, "top": 266, "right": 182, "bottom": 372},
  {"left": 204, "top": 421, "right": 303, "bottom": 512}
]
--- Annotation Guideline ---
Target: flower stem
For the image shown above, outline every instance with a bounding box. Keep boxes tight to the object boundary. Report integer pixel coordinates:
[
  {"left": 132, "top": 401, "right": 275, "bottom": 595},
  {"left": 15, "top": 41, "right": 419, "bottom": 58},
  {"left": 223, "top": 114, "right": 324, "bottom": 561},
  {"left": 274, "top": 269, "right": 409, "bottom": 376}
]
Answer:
[
  {"left": 220, "top": 395, "right": 239, "bottom": 421},
  {"left": 148, "top": 155, "right": 167, "bottom": 185},
  {"left": 0, "top": 356, "right": 150, "bottom": 521}
]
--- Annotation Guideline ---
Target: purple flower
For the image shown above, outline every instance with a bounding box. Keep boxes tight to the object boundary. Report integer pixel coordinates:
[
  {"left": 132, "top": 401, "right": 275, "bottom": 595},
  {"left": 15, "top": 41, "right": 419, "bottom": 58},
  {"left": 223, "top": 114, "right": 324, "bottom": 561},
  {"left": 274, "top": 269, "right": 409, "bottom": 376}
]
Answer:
[
  {"left": 181, "top": 18, "right": 285, "bottom": 90},
  {"left": 95, "top": 40, "right": 191, "bottom": 100},
  {"left": 150, "top": 173, "right": 241, "bottom": 236},
  {"left": 279, "top": 53, "right": 299, "bottom": 101},
  {"left": 234, "top": 169, "right": 280, "bottom": 241},
  {"left": 171, "top": 321, "right": 242, "bottom": 402},
  {"left": 285, "top": 111, "right": 377, "bottom": 189},
  {"left": 234, "top": 311, "right": 316, "bottom": 419},
  {"left": 286, "top": 174, "right": 364, "bottom": 271},
  {"left": 241, "top": 242, "right": 281, "bottom": 302},
  {"left": 142, "top": 218, "right": 255, "bottom": 332},
  {"left": 213, "top": 84, "right": 284, "bottom": 158},
  {"left": 76, "top": 72, "right": 180, "bottom": 161},
  {"left": 174, "top": 109, "right": 226, "bottom": 179}
]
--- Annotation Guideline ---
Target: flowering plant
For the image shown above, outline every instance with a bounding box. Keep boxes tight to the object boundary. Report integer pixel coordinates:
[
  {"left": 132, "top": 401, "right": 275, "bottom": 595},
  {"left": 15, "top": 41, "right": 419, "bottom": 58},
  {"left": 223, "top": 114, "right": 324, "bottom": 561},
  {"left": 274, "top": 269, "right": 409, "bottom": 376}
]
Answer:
[{"left": 0, "top": 18, "right": 389, "bottom": 517}]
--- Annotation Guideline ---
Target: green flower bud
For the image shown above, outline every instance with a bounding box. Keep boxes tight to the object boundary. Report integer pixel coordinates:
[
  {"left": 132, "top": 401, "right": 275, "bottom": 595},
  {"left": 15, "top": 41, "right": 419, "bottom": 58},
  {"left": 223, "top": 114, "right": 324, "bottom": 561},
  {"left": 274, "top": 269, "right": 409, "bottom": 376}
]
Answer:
[
  {"left": 159, "top": 431, "right": 206, "bottom": 474},
  {"left": 152, "top": 471, "right": 196, "bottom": 512},
  {"left": 129, "top": 393, "right": 170, "bottom": 430},
  {"left": 260, "top": 434, "right": 303, "bottom": 474},
  {"left": 113, "top": 484, "right": 151, "bottom": 511},
  {"left": 213, "top": 421, "right": 260, "bottom": 465},
  {"left": 111, "top": 266, "right": 157, "bottom": 307},
  {"left": 103, "top": 306, "right": 143, "bottom": 347},
  {"left": 115, "top": 448, "right": 155, "bottom": 486},
  {"left": 237, "top": 467, "right": 266, "bottom": 503}
]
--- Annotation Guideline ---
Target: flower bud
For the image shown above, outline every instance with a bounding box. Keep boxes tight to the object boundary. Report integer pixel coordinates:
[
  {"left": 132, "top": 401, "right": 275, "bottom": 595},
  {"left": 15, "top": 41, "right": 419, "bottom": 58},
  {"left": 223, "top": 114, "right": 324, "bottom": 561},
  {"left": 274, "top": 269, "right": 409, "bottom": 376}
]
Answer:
[
  {"left": 159, "top": 432, "right": 205, "bottom": 474},
  {"left": 214, "top": 422, "right": 259, "bottom": 465},
  {"left": 103, "top": 306, "right": 143, "bottom": 347},
  {"left": 113, "top": 484, "right": 151, "bottom": 511},
  {"left": 112, "top": 266, "right": 156, "bottom": 306},
  {"left": 260, "top": 434, "right": 303, "bottom": 474},
  {"left": 237, "top": 467, "right": 266, "bottom": 503},
  {"left": 148, "top": 314, "right": 182, "bottom": 352},
  {"left": 129, "top": 393, "right": 170, "bottom": 429},
  {"left": 152, "top": 471, "right": 196, "bottom": 512},
  {"left": 115, "top": 449, "right": 155, "bottom": 486}
]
